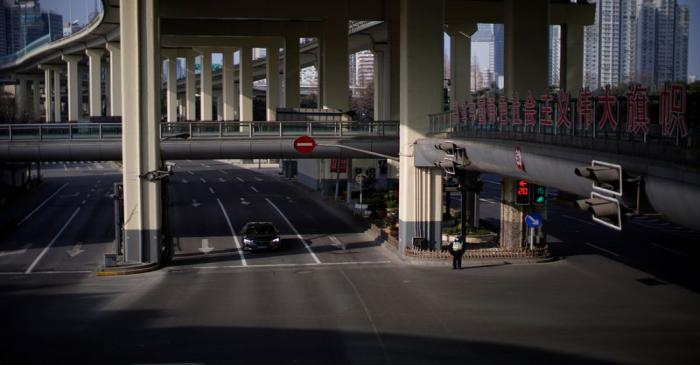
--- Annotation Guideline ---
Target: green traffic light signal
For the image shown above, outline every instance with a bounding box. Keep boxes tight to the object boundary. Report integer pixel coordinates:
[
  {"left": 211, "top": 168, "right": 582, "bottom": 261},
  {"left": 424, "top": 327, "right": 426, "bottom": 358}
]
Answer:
[{"left": 532, "top": 184, "right": 546, "bottom": 205}]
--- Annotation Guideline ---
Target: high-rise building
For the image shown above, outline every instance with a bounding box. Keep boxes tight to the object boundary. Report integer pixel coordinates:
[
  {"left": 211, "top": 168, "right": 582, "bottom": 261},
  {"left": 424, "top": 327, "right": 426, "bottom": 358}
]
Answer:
[
  {"left": 42, "top": 11, "right": 62, "bottom": 41},
  {"left": 584, "top": 0, "right": 638, "bottom": 90},
  {"left": 354, "top": 50, "right": 374, "bottom": 88},
  {"left": 252, "top": 48, "right": 267, "bottom": 60},
  {"left": 471, "top": 23, "right": 495, "bottom": 90},
  {"left": 1, "top": 0, "right": 62, "bottom": 56}
]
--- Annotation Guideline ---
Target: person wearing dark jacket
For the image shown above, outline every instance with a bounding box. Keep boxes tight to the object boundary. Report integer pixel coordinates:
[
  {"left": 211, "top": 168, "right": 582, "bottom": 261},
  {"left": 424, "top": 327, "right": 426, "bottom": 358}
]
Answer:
[{"left": 449, "top": 235, "right": 465, "bottom": 269}]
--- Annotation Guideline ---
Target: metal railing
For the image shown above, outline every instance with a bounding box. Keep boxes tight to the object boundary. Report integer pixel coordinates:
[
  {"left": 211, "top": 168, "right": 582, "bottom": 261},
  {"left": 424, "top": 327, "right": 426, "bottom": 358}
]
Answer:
[{"left": 0, "top": 121, "right": 399, "bottom": 141}]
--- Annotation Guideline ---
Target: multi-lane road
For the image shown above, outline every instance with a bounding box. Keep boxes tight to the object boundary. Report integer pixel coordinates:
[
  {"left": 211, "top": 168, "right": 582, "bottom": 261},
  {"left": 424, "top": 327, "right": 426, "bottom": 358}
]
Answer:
[{"left": 1, "top": 161, "right": 699, "bottom": 364}]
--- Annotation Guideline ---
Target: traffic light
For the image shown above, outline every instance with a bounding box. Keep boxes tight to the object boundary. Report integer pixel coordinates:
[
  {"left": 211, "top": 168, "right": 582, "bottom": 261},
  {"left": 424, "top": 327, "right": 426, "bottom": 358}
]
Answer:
[
  {"left": 532, "top": 184, "right": 546, "bottom": 205},
  {"left": 434, "top": 141, "right": 470, "bottom": 175},
  {"left": 515, "top": 179, "right": 530, "bottom": 205},
  {"left": 574, "top": 160, "right": 622, "bottom": 196},
  {"left": 575, "top": 192, "right": 622, "bottom": 231}
]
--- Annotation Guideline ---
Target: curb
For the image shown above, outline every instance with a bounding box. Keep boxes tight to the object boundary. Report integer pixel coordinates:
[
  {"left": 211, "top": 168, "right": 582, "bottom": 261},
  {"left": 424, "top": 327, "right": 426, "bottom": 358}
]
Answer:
[
  {"left": 396, "top": 253, "right": 559, "bottom": 267},
  {"left": 96, "top": 262, "right": 160, "bottom": 276}
]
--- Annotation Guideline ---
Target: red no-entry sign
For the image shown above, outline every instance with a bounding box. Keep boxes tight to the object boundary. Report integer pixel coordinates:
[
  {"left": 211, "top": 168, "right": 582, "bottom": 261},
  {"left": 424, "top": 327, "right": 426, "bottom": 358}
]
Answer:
[{"left": 293, "top": 135, "right": 316, "bottom": 154}]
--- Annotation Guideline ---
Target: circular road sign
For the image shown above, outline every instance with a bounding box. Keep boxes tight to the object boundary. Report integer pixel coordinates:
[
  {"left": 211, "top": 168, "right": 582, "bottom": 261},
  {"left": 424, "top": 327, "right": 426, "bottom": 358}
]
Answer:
[
  {"left": 293, "top": 135, "right": 316, "bottom": 154},
  {"left": 524, "top": 212, "right": 544, "bottom": 228}
]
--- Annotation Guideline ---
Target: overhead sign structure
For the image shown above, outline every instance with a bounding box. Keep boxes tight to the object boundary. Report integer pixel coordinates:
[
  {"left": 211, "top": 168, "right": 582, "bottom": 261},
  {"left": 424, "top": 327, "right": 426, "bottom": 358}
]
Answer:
[
  {"left": 515, "top": 179, "right": 530, "bottom": 205},
  {"left": 293, "top": 135, "right": 316, "bottom": 154},
  {"left": 525, "top": 212, "right": 544, "bottom": 228}
]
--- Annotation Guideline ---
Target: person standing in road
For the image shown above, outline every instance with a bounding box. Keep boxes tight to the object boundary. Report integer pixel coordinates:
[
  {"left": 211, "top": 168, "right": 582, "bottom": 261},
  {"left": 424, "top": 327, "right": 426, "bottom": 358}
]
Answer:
[{"left": 449, "top": 235, "right": 465, "bottom": 269}]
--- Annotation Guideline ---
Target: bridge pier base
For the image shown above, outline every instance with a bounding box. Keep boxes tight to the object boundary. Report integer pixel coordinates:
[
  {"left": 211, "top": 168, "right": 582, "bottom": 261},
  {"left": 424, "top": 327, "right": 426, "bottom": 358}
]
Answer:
[{"left": 499, "top": 178, "right": 525, "bottom": 250}]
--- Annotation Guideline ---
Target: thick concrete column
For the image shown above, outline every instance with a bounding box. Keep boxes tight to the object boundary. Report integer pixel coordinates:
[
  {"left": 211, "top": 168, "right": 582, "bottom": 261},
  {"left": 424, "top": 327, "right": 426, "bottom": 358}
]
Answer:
[
  {"left": 199, "top": 49, "right": 213, "bottom": 120},
  {"left": 53, "top": 69, "right": 61, "bottom": 121},
  {"left": 398, "top": 0, "right": 445, "bottom": 251},
  {"left": 373, "top": 45, "right": 391, "bottom": 120},
  {"left": 215, "top": 90, "right": 223, "bottom": 120},
  {"left": 104, "top": 59, "right": 110, "bottom": 115},
  {"left": 562, "top": 23, "right": 584, "bottom": 95},
  {"left": 321, "top": 18, "right": 349, "bottom": 111},
  {"left": 266, "top": 46, "right": 280, "bottom": 120},
  {"left": 222, "top": 48, "right": 235, "bottom": 121},
  {"left": 106, "top": 42, "right": 122, "bottom": 116},
  {"left": 239, "top": 47, "right": 253, "bottom": 121},
  {"left": 388, "top": 4, "right": 401, "bottom": 121},
  {"left": 447, "top": 24, "right": 476, "bottom": 105},
  {"left": 62, "top": 54, "right": 82, "bottom": 122},
  {"left": 32, "top": 79, "right": 41, "bottom": 120},
  {"left": 166, "top": 57, "right": 178, "bottom": 122},
  {"left": 284, "top": 36, "right": 300, "bottom": 108},
  {"left": 185, "top": 50, "right": 196, "bottom": 121},
  {"left": 120, "top": 0, "right": 162, "bottom": 264},
  {"left": 499, "top": 178, "right": 525, "bottom": 250},
  {"left": 504, "top": 0, "right": 549, "bottom": 97},
  {"left": 42, "top": 67, "right": 53, "bottom": 122},
  {"left": 86, "top": 49, "right": 103, "bottom": 117}
]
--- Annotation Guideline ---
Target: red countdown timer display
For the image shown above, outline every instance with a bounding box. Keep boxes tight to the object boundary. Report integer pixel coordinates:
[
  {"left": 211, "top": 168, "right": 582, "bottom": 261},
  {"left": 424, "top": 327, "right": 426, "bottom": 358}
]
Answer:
[{"left": 515, "top": 179, "right": 530, "bottom": 205}]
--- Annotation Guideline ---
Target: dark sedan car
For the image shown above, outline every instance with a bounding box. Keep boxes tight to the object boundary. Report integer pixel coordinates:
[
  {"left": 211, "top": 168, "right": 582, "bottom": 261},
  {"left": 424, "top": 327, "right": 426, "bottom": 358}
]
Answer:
[{"left": 241, "top": 222, "right": 281, "bottom": 251}]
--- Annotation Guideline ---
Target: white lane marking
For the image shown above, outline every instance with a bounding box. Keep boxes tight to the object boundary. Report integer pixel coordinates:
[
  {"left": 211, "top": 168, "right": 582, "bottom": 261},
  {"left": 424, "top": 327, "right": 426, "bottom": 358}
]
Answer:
[
  {"left": 188, "top": 260, "right": 392, "bottom": 270},
  {"left": 0, "top": 270, "right": 92, "bottom": 275},
  {"left": 209, "top": 187, "right": 216, "bottom": 195},
  {"left": 250, "top": 186, "right": 259, "bottom": 193},
  {"left": 17, "top": 183, "right": 69, "bottom": 226},
  {"left": 200, "top": 177, "right": 207, "bottom": 183},
  {"left": 186, "top": 170, "right": 195, "bottom": 176},
  {"left": 25, "top": 208, "right": 81, "bottom": 274},
  {"left": 254, "top": 177, "right": 263, "bottom": 181},
  {"left": 0, "top": 243, "right": 32, "bottom": 257},
  {"left": 651, "top": 243, "right": 689, "bottom": 257},
  {"left": 265, "top": 198, "right": 321, "bottom": 264},
  {"left": 218, "top": 170, "right": 228, "bottom": 175},
  {"left": 216, "top": 198, "right": 247, "bottom": 266},
  {"left": 584, "top": 242, "right": 620, "bottom": 257},
  {"left": 236, "top": 177, "right": 244, "bottom": 182},
  {"left": 563, "top": 214, "right": 596, "bottom": 226},
  {"left": 218, "top": 178, "right": 226, "bottom": 183}
]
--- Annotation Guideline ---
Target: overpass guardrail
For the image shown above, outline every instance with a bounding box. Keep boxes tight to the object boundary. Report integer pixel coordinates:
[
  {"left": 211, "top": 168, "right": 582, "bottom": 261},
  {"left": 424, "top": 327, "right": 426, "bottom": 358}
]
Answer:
[{"left": 0, "top": 121, "right": 399, "bottom": 141}]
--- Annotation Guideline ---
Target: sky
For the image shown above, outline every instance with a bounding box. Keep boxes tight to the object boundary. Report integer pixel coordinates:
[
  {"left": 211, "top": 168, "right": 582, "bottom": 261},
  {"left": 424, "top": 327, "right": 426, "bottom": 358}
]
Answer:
[{"left": 40, "top": 0, "right": 698, "bottom": 79}]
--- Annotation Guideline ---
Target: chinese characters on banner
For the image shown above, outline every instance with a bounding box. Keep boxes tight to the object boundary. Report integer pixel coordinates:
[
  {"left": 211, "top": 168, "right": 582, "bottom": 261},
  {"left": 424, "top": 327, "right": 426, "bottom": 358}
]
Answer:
[{"left": 456, "top": 83, "right": 687, "bottom": 139}]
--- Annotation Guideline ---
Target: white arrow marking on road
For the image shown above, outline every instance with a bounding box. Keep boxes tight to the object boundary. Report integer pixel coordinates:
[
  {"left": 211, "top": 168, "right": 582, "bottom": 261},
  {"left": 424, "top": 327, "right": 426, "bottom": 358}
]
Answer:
[
  {"left": 187, "top": 170, "right": 195, "bottom": 176},
  {"left": 0, "top": 243, "right": 32, "bottom": 257},
  {"left": 191, "top": 199, "right": 201, "bottom": 208},
  {"left": 241, "top": 200, "right": 251, "bottom": 205},
  {"left": 198, "top": 239, "right": 215, "bottom": 254},
  {"left": 66, "top": 243, "right": 84, "bottom": 257},
  {"left": 182, "top": 179, "right": 189, "bottom": 184},
  {"left": 218, "top": 178, "right": 226, "bottom": 183}
]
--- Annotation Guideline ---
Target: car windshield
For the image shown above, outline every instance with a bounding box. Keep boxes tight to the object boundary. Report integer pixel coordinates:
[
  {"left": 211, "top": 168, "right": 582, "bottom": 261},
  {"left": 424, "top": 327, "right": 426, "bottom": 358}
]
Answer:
[{"left": 246, "top": 224, "right": 276, "bottom": 235}]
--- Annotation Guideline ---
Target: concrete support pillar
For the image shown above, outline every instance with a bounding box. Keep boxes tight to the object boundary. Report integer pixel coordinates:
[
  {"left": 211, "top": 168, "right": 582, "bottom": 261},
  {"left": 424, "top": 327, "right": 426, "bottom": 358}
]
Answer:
[
  {"left": 53, "top": 70, "right": 61, "bottom": 121},
  {"left": 14, "top": 77, "right": 27, "bottom": 120},
  {"left": 447, "top": 24, "right": 476, "bottom": 105},
  {"left": 62, "top": 54, "right": 82, "bottom": 121},
  {"left": 388, "top": 5, "right": 401, "bottom": 121},
  {"left": 120, "top": 0, "right": 162, "bottom": 264},
  {"left": 215, "top": 90, "right": 223, "bottom": 120},
  {"left": 372, "top": 45, "right": 391, "bottom": 120},
  {"left": 398, "top": 0, "right": 445, "bottom": 251},
  {"left": 166, "top": 57, "right": 178, "bottom": 122},
  {"left": 321, "top": 18, "right": 349, "bottom": 111},
  {"left": 562, "top": 23, "right": 584, "bottom": 95},
  {"left": 499, "top": 178, "right": 525, "bottom": 250},
  {"left": 239, "top": 47, "right": 253, "bottom": 121},
  {"left": 284, "top": 36, "right": 300, "bottom": 108},
  {"left": 86, "top": 49, "right": 103, "bottom": 117},
  {"left": 222, "top": 48, "right": 235, "bottom": 121},
  {"left": 32, "top": 79, "right": 41, "bottom": 120},
  {"left": 185, "top": 50, "right": 196, "bottom": 121},
  {"left": 104, "top": 60, "right": 110, "bottom": 115},
  {"left": 199, "top": 49, "right": 213, "bottom": 120},
  {"left": 266, "top": 46, "right": 280, "bottom": 120},
  {"left": 43, "top": 67, "right": 53, "bottom": 122},
  {"left": 504, "top": 0, "right": 549, "bottom": 97},
  {"left": 106, "top": 42, "right": 122, "bottom": 116}
]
